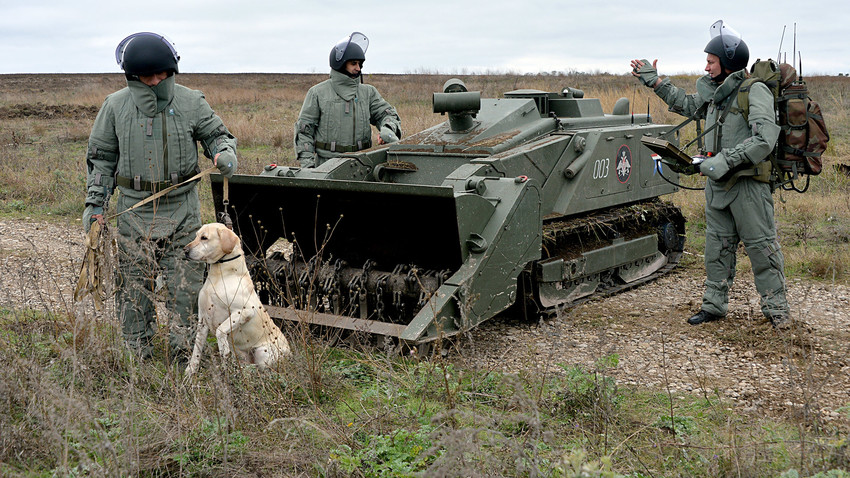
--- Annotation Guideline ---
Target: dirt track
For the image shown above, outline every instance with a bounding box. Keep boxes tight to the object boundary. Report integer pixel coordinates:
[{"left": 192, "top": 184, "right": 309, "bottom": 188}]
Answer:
[
  {"left": 1, "top": 217, "right": 848, "bottom": 424},
  {"left": 454, "top": 266, "right": 850, "bottom": 423}
]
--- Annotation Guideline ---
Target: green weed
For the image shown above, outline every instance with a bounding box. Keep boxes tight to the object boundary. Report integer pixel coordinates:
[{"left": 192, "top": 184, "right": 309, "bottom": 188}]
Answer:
[
  {"left": 170, "top": 418, "right": 250, "bottom": 475},
  {"left": 327, "top": 426, "right": 434, "bottom": 477}
]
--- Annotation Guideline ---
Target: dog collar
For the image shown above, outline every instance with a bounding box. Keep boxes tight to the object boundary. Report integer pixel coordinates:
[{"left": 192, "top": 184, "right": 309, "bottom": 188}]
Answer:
[{"left": 214, "top": 254, "right": 242, "bottom": 264}]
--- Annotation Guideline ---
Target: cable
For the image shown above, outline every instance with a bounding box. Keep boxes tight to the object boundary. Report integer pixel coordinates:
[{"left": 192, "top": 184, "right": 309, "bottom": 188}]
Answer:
[{"left": 654, "top": 161, "right": 705, "bottom": 191}]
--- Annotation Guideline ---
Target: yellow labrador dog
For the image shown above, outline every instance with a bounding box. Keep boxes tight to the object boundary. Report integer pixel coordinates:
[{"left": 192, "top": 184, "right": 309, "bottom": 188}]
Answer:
[{"left": 183, "top": 223, "right": 290, "bottom": 377}]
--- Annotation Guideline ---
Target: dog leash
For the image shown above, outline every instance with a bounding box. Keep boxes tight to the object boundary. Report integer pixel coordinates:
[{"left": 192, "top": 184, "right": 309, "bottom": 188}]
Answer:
[
  {"left": 78, "top": 167, "right": 226, "bottom": 308},
  {"left": 218, "top": 176, "right": 234, "bottom": 230},
  {"left": 105, "top": 166, "right": 219, "bottom": 220}
]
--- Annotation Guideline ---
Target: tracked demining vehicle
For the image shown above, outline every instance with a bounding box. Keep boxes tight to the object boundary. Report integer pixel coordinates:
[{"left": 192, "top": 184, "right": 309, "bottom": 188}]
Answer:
[{"left": 210, "top": 79, "right": 686, "bottom": 345}]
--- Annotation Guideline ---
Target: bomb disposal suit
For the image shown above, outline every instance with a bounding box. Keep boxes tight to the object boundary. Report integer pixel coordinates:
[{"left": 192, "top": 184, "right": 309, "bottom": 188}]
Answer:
[
  {"left": 635, "top": 21, "right": 790, "bottom": 323},
  {"left": 83, "top": 32, "right": 237, "bottom": 359},
  {"left": 294, "top": 32, "right": 401, "bottom": 168}
]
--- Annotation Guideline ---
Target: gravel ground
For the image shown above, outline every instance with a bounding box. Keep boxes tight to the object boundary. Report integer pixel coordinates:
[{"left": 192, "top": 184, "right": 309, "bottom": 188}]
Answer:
[
  {"left": 452, "top": 267, "right": 850, "bottom": 424},
  {"left": 2, "top": 217, "right": 848, "bottom": 425}
]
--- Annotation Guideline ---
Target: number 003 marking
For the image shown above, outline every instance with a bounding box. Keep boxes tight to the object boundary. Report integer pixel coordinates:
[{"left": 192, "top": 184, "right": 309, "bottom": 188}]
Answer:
[{"left": 593, "top": 158, "right": 610, "bottom": 179}]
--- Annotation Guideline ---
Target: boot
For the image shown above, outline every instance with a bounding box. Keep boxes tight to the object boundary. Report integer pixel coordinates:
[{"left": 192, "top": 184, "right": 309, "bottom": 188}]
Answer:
[
  {"left": 769, "top": 314, "right": 792, "bottom": 330},
  {"left": 687, "top": 310, "right": 723, "bottom": 325},
  {"left": 167, "top": 348, "right": 191, "bottom": 372}
]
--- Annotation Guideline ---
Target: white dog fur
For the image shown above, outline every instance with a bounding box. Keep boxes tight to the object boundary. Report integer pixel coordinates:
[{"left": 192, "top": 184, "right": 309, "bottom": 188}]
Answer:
[{"left": 183, "top": 223, "right": 290, "bottom": 377}]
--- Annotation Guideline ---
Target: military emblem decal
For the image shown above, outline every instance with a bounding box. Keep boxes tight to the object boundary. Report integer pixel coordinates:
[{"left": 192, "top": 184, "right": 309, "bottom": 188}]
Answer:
[{"left": 616, "top": 145, "right": 632, "bottom": 183}]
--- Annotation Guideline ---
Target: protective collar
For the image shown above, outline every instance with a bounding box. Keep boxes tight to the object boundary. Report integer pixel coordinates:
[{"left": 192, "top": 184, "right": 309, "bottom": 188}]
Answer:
[
  {"left": 330, "top": 69, "right": 359, "bottom": 101},
  {"left": 710, "top": 71, "right": 730, "bottom": 84},
  {"left": 127, "top": 74, "right": 175, "bottom": 116},
  {"left": 711, "top": 69, "right": 747, "bottom": 104}
]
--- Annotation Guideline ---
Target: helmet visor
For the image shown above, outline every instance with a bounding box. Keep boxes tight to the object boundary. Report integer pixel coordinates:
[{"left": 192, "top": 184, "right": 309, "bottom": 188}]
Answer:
[
  {"left": 333, "top": 32, "right": 369, "bottom": 62},
  {"left": 115, "top": 32, "right": 180, "bottom": 68},
  {"left": 709, "top": 20, "right": 742, "bottom": 60}
]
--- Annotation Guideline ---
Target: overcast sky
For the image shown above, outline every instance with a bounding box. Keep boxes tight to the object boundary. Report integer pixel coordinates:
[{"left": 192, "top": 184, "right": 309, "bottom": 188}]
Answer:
[{"left": 1, "top": 0, "right": 846, "bottom": 76}]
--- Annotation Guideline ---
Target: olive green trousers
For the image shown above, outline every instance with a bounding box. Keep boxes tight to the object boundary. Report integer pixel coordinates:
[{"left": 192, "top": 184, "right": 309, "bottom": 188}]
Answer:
[{"left": 115, "top": 188, "right": 204, "bottom": 359}]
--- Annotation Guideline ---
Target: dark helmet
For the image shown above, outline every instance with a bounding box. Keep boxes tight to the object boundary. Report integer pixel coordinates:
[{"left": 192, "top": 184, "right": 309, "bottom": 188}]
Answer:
[
  {"left": 704, "top": 20, "right": 749, "bottom": 72},
  {"left": 329, "top": 32, "right": 368, "bottom": 71},
  {"left": 115, "top": 32, "right": 180, "bottom": 77}
]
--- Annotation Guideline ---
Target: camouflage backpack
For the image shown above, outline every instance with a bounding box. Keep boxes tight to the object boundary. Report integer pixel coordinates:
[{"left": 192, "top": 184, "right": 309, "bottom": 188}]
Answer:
[{"left": 737, "top": 59, "right": 830, "bottom": 191}]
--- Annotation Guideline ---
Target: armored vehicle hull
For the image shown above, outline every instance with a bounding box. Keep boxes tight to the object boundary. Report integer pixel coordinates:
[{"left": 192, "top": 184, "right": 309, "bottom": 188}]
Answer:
[{"left": 211, "top": 81, "right": 685, "bottom": 344}]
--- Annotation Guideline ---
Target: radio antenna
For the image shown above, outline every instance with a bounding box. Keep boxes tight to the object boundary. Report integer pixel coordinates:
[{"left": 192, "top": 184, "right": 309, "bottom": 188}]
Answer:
[
  {"left": 777, "top": 25, "right": 786, "bottom": 60},
  {"left": 792, "top": 23, "right": 797, "bottom": 69}
]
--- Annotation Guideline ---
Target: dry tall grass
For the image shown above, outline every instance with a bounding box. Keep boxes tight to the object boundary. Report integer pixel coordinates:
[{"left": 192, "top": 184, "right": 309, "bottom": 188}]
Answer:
[
  {"left": 2, "top": 71, "right": 848, "bottom": 281},
  {"left": 1, "top": 72, "right": 849, "bottom": 477}
]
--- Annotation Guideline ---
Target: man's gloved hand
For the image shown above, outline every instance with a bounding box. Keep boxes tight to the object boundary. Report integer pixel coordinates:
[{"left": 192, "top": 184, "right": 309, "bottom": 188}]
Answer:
[
  {"left": 691, "top": 155, "right": 707, "bottom": 165},
  {"left": 379, "top": 125, "right": 399, "bottom": 144},
  {"left": 83, "top": 205, "right": 103, "bottom": 233},
  {"left": 298, "top": 154, "right": 317, "bottom": 168},
  {"left": 633, "top": 59, "right": 659, "bottom": 88},
  {"left": 214, "top": 148, "right": 238, "bottom": 178},
  {"left": 699, "top": 154, "right": 730, "bottom": 181}
]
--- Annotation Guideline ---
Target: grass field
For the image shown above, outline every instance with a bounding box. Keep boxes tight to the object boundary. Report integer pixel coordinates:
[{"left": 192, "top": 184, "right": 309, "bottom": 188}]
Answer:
[
  {"left": 2, "top": 72, "right": 848, "bottom": 282},
  {"left": 1, "top": 72, "right": 849, "bottom": 477}
]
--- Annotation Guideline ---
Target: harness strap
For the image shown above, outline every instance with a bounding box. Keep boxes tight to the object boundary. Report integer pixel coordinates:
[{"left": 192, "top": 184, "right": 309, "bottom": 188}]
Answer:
[
  {"left": 783, "top": 145, "right": 822, "bottom": 158},
  {"left": 93, "top": 172, "right": 115, "bottom": 188},
  {"left": 711, "top": 97, "right": 736, "bottom": 155},
  {"left": 661, "top": 103, "right": 726, "bottom": 153},
  {"left": 660, "top": 103, "right": 708, "bottom": 140}
]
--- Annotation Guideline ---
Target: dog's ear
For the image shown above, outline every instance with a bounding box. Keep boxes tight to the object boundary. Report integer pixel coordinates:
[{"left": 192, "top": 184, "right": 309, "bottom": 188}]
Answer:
[{"left": 219, "top": 227, "right": 240, "bottom": 254}]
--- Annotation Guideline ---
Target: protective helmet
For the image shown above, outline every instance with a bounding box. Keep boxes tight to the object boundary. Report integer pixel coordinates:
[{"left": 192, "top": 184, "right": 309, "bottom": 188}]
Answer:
[
  {"left": 115, "top": 32, "right": 180, "bottom": 77},
  {"left": 704, "top": 20, "right": 749, "bottom": 72},
  {"left": 329, "top": 32, "right": 368, "bottom": 71}
]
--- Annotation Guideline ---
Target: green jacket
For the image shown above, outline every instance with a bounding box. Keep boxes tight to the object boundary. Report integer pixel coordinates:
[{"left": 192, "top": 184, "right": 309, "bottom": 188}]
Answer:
[
  {"left": 654, "top": 70, "right": 780, "bottom": 207},
  {"left": 294, "top": 70, "right": 401, "bottom": 168},
  {"left": 85, "top": 75, "right": 236, "bottom": 206}
]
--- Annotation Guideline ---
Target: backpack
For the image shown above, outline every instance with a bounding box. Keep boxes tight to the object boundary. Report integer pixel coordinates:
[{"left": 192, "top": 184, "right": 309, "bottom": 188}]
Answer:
[{"left": 737, "top": 59, "right": 830, "bottom": 191}]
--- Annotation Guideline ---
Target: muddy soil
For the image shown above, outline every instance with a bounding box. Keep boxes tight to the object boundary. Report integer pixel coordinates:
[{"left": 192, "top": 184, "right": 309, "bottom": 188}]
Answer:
[{"left": 1, "top": 217, "right": 848, "bottom": 425}]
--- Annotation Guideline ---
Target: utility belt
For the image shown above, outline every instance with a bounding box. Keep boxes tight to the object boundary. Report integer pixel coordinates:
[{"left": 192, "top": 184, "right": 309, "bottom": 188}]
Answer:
[
  {"left": 315, "top": 139, "right": 371, "bottom": 153},
  {"left": 116, "top": 168, "right": 200, "bottom": 192},
  {"left": 719, "top": 160, "right": 773, "bottom": 190}
]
